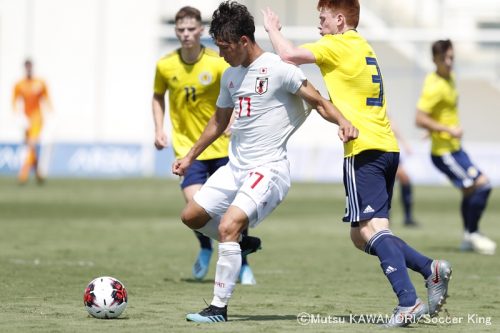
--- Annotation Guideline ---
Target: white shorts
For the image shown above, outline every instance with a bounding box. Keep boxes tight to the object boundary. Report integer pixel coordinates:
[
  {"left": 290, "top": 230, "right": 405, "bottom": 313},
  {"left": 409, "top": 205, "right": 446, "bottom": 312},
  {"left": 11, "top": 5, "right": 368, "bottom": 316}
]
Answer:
[{"left": 193, "top": 159, "right": 291, "bottom": 228}]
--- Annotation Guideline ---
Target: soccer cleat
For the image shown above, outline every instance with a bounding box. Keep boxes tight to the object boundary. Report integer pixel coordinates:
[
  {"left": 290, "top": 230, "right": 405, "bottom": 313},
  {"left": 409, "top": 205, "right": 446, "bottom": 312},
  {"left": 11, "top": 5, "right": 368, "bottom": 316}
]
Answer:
[
  {"left": 459, "top": 232, "right": 473, "bottom": 252},
  {"left": 239, "top": 235, "right": 262, "bottom": 257},
  {"left": 383, "top": 298, "right": 428, "bottom": 328},
  {"left": 239, "top": 264, "right": 256, "bottom": 285},
  {"left": 186, "top": 305, "right": 227, "bottom": 323},
  {"left": 425, "top": 260, "right": 452, "bottom": 317},
  {"left": 469, "top": 232, "right": 496, "bottom": 255},
  {"left": 404, "top": 219, "right": 419, "bottom": 227},
  {"left": 192, "top": 248, "right": 213, "bottom": 280}
]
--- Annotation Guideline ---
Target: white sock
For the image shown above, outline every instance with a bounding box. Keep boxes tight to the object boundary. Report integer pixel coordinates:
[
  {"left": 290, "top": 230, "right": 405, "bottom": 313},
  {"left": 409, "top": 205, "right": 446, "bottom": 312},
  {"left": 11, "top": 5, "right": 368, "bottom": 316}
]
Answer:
[
  {"left": 211, "top": 242, "right": 241, "bottom": 307},
  {"left": 195, "top": 216, "right": 221, "bottom": 241}
]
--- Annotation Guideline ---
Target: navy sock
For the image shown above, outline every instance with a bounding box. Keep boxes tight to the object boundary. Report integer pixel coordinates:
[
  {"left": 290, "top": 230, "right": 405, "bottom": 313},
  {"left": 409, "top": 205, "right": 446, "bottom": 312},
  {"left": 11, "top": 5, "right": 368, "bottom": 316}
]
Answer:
[
  {"left": 194, "top": 231, "right": 212, "bottom": 250},
  {"left": 241, "top": 228, "right": 249, "bottom": 265},
  {"left": 400, "top": 184, "right": 413, "bottom": 222},
  {"left": 460, "top": 197, "right": 469, "bottom": 231},
  {"left": 365, "top": 230, "right": 417, "bottom": 307},
  {"left": 464, "top": 185, "right": 492, "bottom": 234},
  {"left": 390, "top": 236, "right": 432, "bottom": 279}
]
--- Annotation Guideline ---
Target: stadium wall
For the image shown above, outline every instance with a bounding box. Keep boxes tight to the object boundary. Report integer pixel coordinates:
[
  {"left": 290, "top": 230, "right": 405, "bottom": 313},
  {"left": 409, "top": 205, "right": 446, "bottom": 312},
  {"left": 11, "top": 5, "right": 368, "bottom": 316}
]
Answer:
[
  {"left": 1, "top": 141, "right": 500, "bottom": 186},
  {"left": 1, "top": 1, "right": 499, "bottom": 184}
]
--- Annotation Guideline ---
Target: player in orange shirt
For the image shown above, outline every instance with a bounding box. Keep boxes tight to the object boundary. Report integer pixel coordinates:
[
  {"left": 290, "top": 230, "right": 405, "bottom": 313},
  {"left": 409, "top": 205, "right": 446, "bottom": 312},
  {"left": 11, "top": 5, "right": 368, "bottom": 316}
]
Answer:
[{"left": 12, "top": 59, "right": 52, "bottom": 184}]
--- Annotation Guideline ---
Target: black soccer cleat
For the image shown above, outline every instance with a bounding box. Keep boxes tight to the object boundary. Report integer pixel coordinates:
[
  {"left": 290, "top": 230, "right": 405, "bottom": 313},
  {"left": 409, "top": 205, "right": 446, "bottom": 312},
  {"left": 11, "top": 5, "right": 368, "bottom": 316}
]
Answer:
[
  {"left": 239, "top": 235, "right": 262, "bottom": 257},
  {"left": 186, "top": 305, "right": 227, "bottom": 323}
]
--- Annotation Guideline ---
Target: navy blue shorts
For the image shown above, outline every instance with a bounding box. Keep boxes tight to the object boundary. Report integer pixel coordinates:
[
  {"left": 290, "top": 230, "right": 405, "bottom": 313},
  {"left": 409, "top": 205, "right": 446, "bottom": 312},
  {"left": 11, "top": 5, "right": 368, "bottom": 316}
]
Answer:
[
  {"left": 343, "top": 150, "right": 399, "bottom": 226},
  {"left": 181, "top": 157, "right": 229, "bottom": 189},
  {"left": 431, "top": 149, "right": 481, "bottom": 189}
]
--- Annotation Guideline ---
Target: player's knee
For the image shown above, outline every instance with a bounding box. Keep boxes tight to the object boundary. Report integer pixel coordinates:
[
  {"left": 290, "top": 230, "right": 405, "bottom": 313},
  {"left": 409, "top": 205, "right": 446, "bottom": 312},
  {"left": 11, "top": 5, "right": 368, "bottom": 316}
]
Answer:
[
  {"left": 180, "top": 206, "right": 205, "bottom": 230},
  {"left": 350, "top": 236, "right": 366, "bottom": 251},
  {"left": 350, "top": 228, "right": 366, "bottom": 251},
  {"left": 218, "top": 220, "right": 241, "bottom": 243},
  {"left": 475, "top": 174, "right": 490, "bottom": 188},
  {"left": 180, "top": 208, "right": 196, "bottom": 229}
]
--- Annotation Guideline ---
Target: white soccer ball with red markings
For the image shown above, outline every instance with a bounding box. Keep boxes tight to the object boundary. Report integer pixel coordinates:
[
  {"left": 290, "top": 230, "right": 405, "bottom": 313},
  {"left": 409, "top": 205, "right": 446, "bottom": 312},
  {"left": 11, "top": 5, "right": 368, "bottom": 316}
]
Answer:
[{"left": 83, "top": 276, "right": 128, "bottom": 319}]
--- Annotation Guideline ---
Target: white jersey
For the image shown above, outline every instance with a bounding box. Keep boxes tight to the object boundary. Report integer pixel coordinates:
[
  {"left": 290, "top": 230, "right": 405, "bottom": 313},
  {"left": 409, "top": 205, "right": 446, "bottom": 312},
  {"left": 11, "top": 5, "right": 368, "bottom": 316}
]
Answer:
[{"left": 217, "top": 52, "right": 309, "bottom": 169}]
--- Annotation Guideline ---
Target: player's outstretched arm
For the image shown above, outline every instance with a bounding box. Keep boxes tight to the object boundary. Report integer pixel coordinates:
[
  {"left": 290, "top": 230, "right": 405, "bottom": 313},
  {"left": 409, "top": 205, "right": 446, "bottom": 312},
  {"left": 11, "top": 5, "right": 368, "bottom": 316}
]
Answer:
[
  {"left": 415, "top": 109, "right": 463, "bottom": 139},
  {"left": 172, "top": 107, "right": 233, "bottom": 176},
  {"left": 296, "top": 80, "right": 358, "bottom": 143},
  {"left": 262, "top": 7, "right": 315, "bottom": 65}
]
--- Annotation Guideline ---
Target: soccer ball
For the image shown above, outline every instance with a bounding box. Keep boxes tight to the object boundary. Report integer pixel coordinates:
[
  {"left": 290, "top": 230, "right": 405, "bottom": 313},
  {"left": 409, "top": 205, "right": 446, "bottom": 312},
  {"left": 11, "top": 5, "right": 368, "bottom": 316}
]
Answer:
[{"left": 83, "top": 276, "right": 128, "bottom": 319}]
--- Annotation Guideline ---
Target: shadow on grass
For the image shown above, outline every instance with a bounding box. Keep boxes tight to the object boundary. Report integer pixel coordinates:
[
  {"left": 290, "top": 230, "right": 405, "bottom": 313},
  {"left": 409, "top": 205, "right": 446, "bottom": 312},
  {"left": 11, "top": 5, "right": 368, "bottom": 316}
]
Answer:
[
  {"left": 180, "top": 278, "right": 215, "bottom": 284},
  {"left": 231, "top": 314, "right": 297, "bottom": 321}
]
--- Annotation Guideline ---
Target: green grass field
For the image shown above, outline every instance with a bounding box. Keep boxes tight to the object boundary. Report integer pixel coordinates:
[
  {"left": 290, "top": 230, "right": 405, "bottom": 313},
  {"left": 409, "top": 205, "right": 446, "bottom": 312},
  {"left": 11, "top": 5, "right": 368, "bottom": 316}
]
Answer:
[{"left": 0, "top": 177, "right": 499, "bottom": 332}]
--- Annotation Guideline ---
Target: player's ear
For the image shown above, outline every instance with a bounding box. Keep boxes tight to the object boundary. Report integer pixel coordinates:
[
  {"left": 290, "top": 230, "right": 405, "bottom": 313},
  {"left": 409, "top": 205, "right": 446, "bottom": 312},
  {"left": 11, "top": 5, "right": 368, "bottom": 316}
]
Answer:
[
  {"left": 240, "top": 35, "right": 250, "bottom": 47},
  {"left": 432, "top": 55, "right": 439, "bottom": 66},
  {"left": 337, "top": 13, "right": 345, "bottom": 26}
]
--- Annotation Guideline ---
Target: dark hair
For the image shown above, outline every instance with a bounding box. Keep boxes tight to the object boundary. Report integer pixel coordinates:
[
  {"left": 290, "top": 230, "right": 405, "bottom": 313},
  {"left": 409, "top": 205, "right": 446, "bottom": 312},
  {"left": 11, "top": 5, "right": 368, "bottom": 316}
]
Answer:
[
  {"left": 317, "top": 0, "right": 360, "bottom": 28},
  {"left": 24, "top": 58, "right": 33, "bottom": 67},
  {"left": 432, "top": 39, "right": 453, "bottom": 59},
  {"left": 175, "top": 6, "right": 202, "bottom": 23},
  {"left": 209, "top": 1, "right": 255, "bottom": 43}
]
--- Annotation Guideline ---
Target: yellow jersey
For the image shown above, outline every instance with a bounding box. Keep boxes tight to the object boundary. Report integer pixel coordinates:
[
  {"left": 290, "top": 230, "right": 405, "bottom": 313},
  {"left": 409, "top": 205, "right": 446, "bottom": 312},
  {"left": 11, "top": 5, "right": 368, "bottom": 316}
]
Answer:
[
  {"left": 301, "top": 30, "right": 399, "bottom": 157},
  {"left": 417, "top": 72, "right": 460, "bottom": 156},
  {"left": 13, "top": 78, "right": 49, "bottom": 140},
  {"left": 154, "top": 47, "right": 230, "bottom": 160}
]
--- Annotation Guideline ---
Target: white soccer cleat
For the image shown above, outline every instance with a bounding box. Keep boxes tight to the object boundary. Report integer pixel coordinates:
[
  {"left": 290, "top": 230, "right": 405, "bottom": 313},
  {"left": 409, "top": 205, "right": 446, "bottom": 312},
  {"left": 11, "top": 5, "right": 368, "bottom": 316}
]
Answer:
[
  {"left": 459, "top": 232, "right": 473, "bottom": 252},
  {"left": 469, "top": 232, "right": 496, "bottom": 255}
]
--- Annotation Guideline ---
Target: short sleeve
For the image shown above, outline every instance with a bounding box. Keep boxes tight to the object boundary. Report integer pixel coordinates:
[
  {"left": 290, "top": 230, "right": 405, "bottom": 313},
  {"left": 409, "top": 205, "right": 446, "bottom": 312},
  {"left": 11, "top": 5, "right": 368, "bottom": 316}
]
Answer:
[
  {"left": 300, "top": 35, "right": 339, "bottom": 68},
  {"left": 282, "top": 63, "right": 306, "bottom": 94},
  {"left": 216, "top": 71, "right": 233, "bottom": 108},
  {"left": 153, "top": 63, "right": 168, "bottom": 95},
  {"left": 417, "top": 78, "right": 441, "bottom": 114}
]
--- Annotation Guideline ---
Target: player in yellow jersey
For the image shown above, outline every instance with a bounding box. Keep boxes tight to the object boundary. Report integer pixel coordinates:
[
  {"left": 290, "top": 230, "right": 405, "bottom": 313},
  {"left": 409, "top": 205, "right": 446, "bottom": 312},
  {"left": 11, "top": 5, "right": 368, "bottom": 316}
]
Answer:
[
  {"left": 264, "top": 0, "right": 451, "bottom": 326},
  {"left": 12, "top": 59, "right": 52, "bottom": 185},
  {"left": 152, "top": 6, "right": 256, "bottom": 284},
  {"left": 416, "top": 39, "right": 496, "bottom": 255}
]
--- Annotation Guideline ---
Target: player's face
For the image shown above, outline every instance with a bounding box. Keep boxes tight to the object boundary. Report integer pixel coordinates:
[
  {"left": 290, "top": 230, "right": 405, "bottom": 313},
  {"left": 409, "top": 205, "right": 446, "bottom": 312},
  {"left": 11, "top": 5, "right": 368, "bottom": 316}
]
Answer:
[
  {"left": 24, "top": 62, "right": 33, "bottom": 78},
  {"left": 175, "top": 17, "right": 203, "bottom": 49},
  {"left": 318, "top": 8, "right": 339, "bottom": 35},
  {"left": 435, "top": 47, "right": 454, "bottom": 76},
  {"left": 215, "top": 38, "right": 246, "bottom": 67}
]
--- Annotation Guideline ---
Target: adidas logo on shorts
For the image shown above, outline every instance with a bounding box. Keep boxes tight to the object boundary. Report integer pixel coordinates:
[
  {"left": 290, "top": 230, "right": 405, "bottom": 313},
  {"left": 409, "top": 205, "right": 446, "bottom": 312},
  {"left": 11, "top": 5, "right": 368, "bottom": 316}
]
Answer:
[{"left": 363, "top": 205, "right": 375, "bottom": 213}]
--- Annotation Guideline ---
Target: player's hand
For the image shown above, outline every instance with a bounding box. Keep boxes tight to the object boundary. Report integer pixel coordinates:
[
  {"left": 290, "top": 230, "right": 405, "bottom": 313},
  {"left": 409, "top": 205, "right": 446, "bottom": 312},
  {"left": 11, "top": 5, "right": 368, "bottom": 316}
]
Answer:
[
  {"left": 172, "top": 156, "right": 193, "bottom": 176},
  {"left": 154, "top": 131, "right": 168, "bottom": 150},
  {"left": 262, "top": 7, "right": 282, "bottom": 32},
  {"left": 338, "top": 119, "right": 359, "bottom": 143},
  {"left": 448, "top": 126, "right": 463, "bottom": 139}
]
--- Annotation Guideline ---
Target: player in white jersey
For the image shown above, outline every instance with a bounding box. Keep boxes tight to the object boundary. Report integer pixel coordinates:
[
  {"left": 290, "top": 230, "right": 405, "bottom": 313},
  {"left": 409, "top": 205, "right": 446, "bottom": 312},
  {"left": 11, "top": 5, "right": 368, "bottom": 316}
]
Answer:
[
  {"left": 220, "top": 52, "right": 312, "bottom": 169},
  {"left": 172, "top": 1, "right": 358, "bottom": 323}
]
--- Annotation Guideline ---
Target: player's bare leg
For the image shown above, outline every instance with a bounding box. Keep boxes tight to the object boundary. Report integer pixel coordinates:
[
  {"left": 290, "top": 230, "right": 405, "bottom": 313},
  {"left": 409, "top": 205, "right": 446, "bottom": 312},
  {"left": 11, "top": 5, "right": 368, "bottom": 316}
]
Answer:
[
  {"left": 186, "top": 205, "right": 248, "bottom": 323},
  {"left": 18, "top": 138, "right": 37, "bottom": 185}
]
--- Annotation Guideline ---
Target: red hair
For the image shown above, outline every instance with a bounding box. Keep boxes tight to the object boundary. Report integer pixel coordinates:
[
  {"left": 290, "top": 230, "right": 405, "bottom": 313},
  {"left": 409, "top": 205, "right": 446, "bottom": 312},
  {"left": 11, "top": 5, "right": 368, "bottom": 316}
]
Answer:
[{"left": 317, "top": 0, "right": 360, "bottom": 28}]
